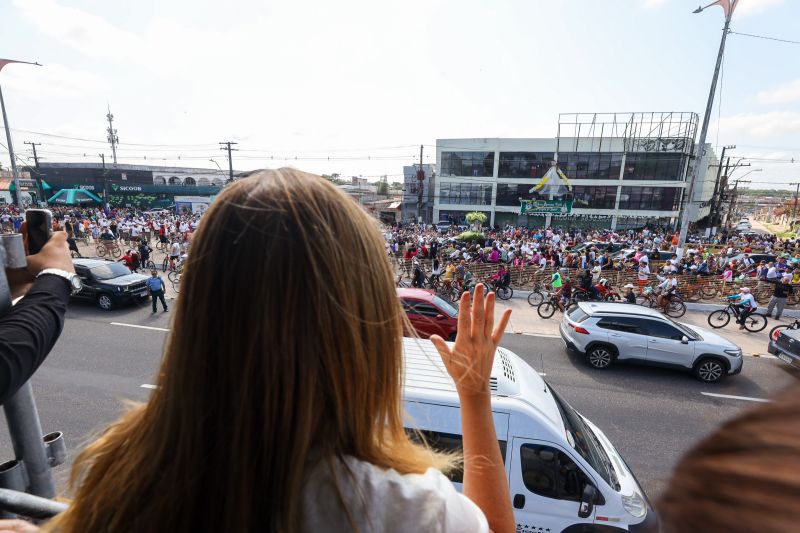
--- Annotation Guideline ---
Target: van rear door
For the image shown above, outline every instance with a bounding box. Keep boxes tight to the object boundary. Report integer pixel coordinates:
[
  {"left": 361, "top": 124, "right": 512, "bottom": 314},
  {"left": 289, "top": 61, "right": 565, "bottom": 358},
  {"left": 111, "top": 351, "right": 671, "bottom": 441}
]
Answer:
[{"left": 508, "top": 438, "right": 597, "bottom": 532}]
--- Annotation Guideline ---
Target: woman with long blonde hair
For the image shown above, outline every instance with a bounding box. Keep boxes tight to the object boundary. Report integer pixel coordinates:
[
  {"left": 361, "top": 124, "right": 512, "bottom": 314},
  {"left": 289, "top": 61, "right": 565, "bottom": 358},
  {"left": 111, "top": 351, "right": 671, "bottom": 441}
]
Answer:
[{"left": 24, "top": 169, "right": 514, "bottom": 532}]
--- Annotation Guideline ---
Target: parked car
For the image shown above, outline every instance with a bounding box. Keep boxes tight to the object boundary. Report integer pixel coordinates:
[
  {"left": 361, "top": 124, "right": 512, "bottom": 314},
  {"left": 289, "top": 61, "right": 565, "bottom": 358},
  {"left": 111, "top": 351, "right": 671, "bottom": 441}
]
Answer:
[
  {"left": 72, "top": 258, "right": 151, "bottom": 310},
  {"left": 612, "top": 249, "right": 676, "bottom": 263},
  {"left": 560, "top": 302, "right": 743, "bottom": 382},
  {"left": 767, "top": 327, "right": 800, "bottom": 369},
  {"left": 435, "top": 220, "right": 453, "bottom": 233},
  {"left": 728, "top": 253, "right": 776, "bottom": 265},
  {"left": 397, "top": 287, "right": 458, "bottom": 340},
  {"left": 403, "top": 337, "right": 656, "bottom": 531}
]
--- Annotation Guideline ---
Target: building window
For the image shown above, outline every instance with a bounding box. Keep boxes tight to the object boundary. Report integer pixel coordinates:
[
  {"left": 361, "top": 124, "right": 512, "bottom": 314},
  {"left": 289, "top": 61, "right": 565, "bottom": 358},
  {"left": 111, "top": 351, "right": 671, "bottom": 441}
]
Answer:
[
  {"left": 572, "top": 186, "right": 618, "bottom": 209},
  {"left": 498, "top": 152, "right": 553, "bottom": 179},
  {"left": 624, "top": 153, "right": 686, "bottom": 181},
  {"left": 618, "top": 186, "right": 681, "bottom": 211},
  {"left": 168, "top": 176, "right": 182, "bottom": 185},
  {"left": 557, "top": 152, "right": 622, "bottom": 180},
  {"left": 153, "top": 176, "right": 166, "bottom": 185},
  {"left": 439, "top": 183, "right": 492, "bottom": 205},
  {"left": 496, "top": 184, "right": 531, "bottom": 206},
  {"left": 441, "top": 152, "right": 494, "bottom": 177},
  {"left": 196, "top": 177, "right": 210, "bottom": 186},
  {"left": 183, "top": 177, "right": 196, "bottom": 186}
]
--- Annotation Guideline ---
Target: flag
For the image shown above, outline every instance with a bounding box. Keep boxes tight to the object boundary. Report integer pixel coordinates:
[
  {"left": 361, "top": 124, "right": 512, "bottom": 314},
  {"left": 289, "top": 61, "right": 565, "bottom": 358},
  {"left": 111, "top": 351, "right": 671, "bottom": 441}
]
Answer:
[{"left": 529, "top": 164, "right": 573, "bottom": 197}]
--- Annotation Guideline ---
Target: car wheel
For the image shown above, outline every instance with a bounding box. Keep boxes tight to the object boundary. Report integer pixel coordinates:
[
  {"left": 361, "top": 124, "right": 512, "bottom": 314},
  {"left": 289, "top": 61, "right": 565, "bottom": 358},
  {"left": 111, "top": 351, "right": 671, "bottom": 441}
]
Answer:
[
  {"left": 586, "top": 345, "right": 614, "bottom": 369},
  {"left": 97, "top": 294, "right": 114, "bottom": 311},
  {"left": 693, "top": 358, "right": 725, "bottom": 383}
]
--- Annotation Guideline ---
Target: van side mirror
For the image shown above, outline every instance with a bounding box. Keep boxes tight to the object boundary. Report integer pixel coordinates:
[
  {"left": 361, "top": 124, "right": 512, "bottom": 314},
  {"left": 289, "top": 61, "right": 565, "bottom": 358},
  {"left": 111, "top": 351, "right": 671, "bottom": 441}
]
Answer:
[
  {"left": 578, "top": 484, "right": 596, "bottom": 519},
  {"left": 681, "top": 335, "right": 689, "bottom": 344},
  {"left": 436, "top": 314, "right": 445, "bottom": 320}
]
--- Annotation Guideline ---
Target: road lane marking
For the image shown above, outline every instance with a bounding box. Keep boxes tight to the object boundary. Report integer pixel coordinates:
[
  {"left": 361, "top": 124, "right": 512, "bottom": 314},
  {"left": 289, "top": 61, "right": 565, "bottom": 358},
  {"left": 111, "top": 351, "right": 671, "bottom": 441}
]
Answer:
[
  {"left": 110, "top": 322, "right": 170, "bottom": 332},
  {"left": 140, "top": 384, "right": 158, "bottom": 390},
  {"left": 701, "top": 392, "right": 770, "bottom": 403}
]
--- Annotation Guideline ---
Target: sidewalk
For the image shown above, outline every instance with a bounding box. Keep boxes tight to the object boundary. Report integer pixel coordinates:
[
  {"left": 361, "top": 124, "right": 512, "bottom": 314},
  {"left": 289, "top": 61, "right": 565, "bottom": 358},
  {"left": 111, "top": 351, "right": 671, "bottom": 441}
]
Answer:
[{"left": 496, "top": 294, "right": 781, "bottom": 358}]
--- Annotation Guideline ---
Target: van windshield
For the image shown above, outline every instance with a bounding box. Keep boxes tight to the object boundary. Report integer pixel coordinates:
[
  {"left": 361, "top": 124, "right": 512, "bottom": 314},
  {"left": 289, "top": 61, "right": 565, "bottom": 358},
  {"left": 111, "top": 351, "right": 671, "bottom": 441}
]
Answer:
[{"left": 549, "top": 385, "right": 620, "bottom": 491}]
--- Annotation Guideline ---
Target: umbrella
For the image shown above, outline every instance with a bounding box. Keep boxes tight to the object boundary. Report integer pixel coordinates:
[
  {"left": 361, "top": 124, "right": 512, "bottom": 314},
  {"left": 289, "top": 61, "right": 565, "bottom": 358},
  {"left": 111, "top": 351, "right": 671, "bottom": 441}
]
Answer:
[{"left": 48, "top": 188, "right": 103, "bottom": 205}]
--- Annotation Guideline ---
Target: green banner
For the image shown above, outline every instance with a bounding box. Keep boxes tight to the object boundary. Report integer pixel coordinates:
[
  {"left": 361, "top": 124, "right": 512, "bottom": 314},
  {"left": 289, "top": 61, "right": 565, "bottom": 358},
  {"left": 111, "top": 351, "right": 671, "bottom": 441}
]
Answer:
[{"left": 520, "top": 199, "right": 573, "bottom": 215}]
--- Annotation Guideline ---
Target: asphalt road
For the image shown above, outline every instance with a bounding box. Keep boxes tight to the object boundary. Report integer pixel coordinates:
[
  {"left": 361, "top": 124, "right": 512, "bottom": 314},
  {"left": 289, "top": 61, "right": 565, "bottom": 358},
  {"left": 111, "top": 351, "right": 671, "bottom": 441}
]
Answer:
[{"left": 1, "top": 299, "right": 797, "bottom": 499}]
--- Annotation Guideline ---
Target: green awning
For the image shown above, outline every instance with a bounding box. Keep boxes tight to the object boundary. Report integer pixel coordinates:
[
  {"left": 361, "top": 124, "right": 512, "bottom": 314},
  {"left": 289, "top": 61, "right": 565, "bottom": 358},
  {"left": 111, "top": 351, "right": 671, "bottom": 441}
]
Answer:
[{"left": 48, "top": 188, "right": 103, "bottom": 205}]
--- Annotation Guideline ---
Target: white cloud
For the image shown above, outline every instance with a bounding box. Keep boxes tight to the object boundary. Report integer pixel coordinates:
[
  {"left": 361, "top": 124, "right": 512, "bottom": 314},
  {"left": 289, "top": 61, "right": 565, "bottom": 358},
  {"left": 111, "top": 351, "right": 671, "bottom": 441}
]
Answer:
[
  {"left": 735, "top": 0, "right": 784, "bottom": 17},
  {"left": 715, "top": 111, "right": 800, "bottom": 137},
  {"left": 757, "top": 79, "right": 800, "bottom": 105},
  {"left": 2, "top": 63, "right": 108, "bottom": 101}
]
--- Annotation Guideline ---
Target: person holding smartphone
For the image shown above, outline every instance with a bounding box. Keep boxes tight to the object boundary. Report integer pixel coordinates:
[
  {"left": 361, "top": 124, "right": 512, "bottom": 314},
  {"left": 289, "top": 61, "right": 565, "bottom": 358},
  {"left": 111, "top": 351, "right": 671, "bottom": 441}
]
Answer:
[{"left": 0, "top": 229, "right": 79, "bottom": 405}]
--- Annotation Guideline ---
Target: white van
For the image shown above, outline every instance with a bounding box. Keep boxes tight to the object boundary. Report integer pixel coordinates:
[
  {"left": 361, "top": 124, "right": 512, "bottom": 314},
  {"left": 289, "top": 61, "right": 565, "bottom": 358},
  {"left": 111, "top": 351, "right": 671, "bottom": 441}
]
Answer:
[{"left": 402, "top": 338, "right": 657, "bottom": 532}]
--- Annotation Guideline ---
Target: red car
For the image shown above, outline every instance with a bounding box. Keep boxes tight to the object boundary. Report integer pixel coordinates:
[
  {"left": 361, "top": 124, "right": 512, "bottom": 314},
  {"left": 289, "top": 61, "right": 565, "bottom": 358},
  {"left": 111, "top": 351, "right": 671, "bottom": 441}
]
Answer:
[{"left": 397, "top": 288, "right": 459, "bottom": 340}]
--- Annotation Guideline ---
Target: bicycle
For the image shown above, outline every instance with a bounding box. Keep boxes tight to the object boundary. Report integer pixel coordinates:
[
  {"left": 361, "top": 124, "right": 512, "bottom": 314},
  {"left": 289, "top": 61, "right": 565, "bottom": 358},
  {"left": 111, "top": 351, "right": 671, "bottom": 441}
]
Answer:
[
  {"left": 526, "top": 281, "right": 548, "bottom": 307},
  {"left": 769, "top": 318, "right": 800, "bottom": 342},
  {"left": 142, "top": 259, "right": 156, "bottom": 271},
  {"left": 707, "top": 302, "right": 768, "bottom": 332},
  {"left": 636, "top": 287, "right": 686, "bottom": 318},
  {"left": 537, "top": 292, "right": 578, "bottom": 318},
  {"left": 172, "top": 275, "right": 181, "bottom": 294},
  {"left": 482, "top": 278, "right": 513, "bottom": 300},
  {"left": 96, "top": 240, "right": 122, "bottom": 259},
  {"left": 396, "top": 274, "right": 410, "bottom": 288}
]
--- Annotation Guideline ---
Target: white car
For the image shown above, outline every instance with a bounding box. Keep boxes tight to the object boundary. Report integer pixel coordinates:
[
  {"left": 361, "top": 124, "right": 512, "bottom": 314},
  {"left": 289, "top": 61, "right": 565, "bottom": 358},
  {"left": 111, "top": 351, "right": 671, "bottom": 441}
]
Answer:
[{"left": 560, "top": 302, "right": 743, "bottom": 382}]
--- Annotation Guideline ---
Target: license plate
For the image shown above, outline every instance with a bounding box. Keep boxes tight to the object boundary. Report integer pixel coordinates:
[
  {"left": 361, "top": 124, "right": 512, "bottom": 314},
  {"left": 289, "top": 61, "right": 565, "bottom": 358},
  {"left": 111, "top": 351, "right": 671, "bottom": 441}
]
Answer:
[{"left": 778, "top": 353, "right": 794, "bottom": 365}]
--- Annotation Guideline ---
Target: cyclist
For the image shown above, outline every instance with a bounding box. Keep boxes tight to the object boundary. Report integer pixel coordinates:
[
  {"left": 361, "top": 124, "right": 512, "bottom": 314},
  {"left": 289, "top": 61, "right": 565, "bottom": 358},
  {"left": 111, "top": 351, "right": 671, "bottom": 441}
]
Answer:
[
  {"left": 169, "top": 239, "right": 182, "bottom": 270},
  {"left": 138, "top": 241, "right": 152, "bottom": 269},
  {"left": 623, "top": 283, "right": 637, "bottom": 304},
  {"left": 656, "top": 272, "right": 678, "bottom": 312},
  {"left": 555, "top": 275, "right": 572, "bottom": 312},
  {"left": 727, "top": 287, "right": 758, "bottom": 330},
  {"left": 551, "top": 269, "right": 564, "bottom": 292}
]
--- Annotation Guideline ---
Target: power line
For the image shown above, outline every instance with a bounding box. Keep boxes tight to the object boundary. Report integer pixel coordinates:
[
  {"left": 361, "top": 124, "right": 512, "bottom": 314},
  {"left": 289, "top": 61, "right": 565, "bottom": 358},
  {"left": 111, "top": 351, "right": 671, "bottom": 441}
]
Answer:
[{"left": 729, "top": 31, "right": 800, "bottom": 45}]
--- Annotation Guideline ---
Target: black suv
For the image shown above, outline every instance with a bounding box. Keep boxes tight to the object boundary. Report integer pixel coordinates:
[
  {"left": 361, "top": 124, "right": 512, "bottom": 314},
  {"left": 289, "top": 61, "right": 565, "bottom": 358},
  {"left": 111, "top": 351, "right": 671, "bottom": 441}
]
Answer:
[{"left": 72, "top": 258, "right": 151, "bottom": 310}]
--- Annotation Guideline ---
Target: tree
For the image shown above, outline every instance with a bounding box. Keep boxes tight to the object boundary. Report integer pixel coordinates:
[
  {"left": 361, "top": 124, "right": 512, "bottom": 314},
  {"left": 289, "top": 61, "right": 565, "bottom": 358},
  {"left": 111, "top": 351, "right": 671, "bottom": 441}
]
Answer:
[
  {"left": 377, "top": 181, "right": 389, "bottom": 195},
  {"left": 390, "top": 181, "right": 403, "bottom": 191}
]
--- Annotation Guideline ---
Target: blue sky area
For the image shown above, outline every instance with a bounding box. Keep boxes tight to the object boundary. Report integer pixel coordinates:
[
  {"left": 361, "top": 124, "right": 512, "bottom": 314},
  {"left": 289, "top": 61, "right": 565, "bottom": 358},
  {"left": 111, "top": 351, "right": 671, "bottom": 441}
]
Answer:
[{"left": 1, "top": 0, "right": 798, "bottom": 187}]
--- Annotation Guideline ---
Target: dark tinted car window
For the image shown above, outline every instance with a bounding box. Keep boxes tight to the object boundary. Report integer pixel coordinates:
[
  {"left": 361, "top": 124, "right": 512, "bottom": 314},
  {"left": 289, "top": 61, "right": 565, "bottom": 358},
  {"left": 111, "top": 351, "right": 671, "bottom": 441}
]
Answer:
[
  {"left": 597, "top": 316, "right": 643, "bottom": 334},
  {"left": 642, "top": 319, "right": 683, "bottom": 340}
]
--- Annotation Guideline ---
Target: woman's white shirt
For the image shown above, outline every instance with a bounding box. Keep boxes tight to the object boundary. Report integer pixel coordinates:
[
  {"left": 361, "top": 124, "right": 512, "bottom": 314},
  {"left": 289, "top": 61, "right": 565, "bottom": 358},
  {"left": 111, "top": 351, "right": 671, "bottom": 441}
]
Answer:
[{"left": 301, "top": 456, "right": 489, "bottom": 533}]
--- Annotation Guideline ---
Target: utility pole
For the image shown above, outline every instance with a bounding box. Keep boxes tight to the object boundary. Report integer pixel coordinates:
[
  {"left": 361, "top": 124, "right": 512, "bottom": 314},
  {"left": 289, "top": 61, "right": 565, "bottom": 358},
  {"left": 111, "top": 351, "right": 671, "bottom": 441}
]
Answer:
[
  {"left": 792, "top": 183, "right": 800, "bottom": 230},
  {"left": 219, "top": 141, "right": 238, "bottom": 183},
  {"left": 416, "top": 144, "right": 425, "bottom": 224},
  {"left": 678, "top": 1, "right": 737, "bottom": 254},
  {"left": 106, "top": 105, "right": 119, "bottom": 165},
  {"left": 99, "top": 153, "right": 108, "bottom": 207},
  {"left": 727, "top": 179, "right": 750, "bottom": 225},
  {"left": 24, "top": 141, "right": 44, "bottom": 205},
  {"left": 24, "top": 141, "right": 41, "bottom": 167},
  {"left": 709, "top": 145, "right": 734, "bottom": 228}
]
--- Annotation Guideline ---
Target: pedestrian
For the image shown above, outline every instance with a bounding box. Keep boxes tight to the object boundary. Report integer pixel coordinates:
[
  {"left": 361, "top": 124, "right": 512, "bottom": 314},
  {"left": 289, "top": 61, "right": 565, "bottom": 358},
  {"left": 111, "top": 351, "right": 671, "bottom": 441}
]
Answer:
[
  {"left": 146, "top": 269, "right": 168, "bottom": 313},
  {"left": 765, "top": 274, "right": 792, "bottom": 320}
]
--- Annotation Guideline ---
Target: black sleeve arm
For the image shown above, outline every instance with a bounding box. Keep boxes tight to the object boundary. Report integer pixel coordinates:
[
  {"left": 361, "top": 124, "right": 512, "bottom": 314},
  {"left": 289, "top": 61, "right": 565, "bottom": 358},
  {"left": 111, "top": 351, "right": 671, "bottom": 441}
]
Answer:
[{"left": 0, "top": 275, "right": 71, "bottom": 405}]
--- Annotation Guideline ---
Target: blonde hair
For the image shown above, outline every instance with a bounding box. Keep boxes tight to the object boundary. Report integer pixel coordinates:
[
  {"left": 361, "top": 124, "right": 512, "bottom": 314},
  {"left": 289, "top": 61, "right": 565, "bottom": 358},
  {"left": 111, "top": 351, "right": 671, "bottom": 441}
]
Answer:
[{"left": 50, "top": 169, "right": 452, "bottom": 532}]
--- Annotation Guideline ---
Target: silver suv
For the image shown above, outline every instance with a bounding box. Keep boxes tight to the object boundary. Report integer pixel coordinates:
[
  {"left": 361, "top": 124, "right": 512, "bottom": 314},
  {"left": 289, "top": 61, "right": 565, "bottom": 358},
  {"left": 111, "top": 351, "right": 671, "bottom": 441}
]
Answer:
[{"left": 559, "top": 302, "right": 743, "bottom": 382}]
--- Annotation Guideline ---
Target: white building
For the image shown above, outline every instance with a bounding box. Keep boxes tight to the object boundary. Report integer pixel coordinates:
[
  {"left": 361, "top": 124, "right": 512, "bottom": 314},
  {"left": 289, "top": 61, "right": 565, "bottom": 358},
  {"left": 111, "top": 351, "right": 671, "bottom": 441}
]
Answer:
[{"left": 433, "top": 128, "right": 715, "bottom": 231}]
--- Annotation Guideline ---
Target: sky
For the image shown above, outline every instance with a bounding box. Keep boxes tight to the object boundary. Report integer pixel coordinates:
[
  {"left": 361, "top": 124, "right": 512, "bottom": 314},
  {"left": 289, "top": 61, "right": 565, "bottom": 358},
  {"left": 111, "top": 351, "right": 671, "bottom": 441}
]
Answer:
[{"left": 1, "top": 0, "right": 798, "bottom": 188}]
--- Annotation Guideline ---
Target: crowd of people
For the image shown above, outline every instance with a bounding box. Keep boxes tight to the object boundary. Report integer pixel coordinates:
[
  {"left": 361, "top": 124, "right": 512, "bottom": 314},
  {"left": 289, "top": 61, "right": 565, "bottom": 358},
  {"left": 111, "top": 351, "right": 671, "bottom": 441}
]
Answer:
[{"left": 0, "top": 173, "right": 798, "bottom": 531}]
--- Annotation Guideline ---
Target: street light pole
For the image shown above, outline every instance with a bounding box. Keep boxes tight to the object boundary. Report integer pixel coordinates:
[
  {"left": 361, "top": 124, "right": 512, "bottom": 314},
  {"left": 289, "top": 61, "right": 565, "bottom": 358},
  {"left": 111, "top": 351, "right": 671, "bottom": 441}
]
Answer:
[
  {"left": 0, "top": 59, "right": 41, "bottom": 208},
  {"left": 677, "top": 1, "right": 738, "bottom": 254}
]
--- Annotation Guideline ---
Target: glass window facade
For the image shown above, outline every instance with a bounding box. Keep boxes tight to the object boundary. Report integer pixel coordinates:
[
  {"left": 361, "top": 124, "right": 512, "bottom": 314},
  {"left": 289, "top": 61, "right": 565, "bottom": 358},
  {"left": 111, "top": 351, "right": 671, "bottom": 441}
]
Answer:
[
  {"left": 439, "top": 183, "right": 492, "bottom": 205},
  {"left": 572, "top": 185, "right": 618, "bottom": 209},
  {"left": 557, "top": 152, "right": 622, "bottom": 180},
  {"left": 618, "top": 186, "right": 681, "bottom": 211},
  {"left": 498, "top": 152, "right": 554, "bottom": 178},
  {"left": 623, "top": 153, "right": 686, "bottom": 181},
  {"left": 441, "top": 151, "right": 495, "bottom": 177},
  {"left": 496, "top": 184, "right": 530, "bottom": 206}
]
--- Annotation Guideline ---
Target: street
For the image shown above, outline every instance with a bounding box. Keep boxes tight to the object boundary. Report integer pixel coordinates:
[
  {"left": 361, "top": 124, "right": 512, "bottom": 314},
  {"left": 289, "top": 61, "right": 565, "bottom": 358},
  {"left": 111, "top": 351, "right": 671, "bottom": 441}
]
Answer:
[{"left": 1, "top": 296, "right": 797, "bottom": 499}]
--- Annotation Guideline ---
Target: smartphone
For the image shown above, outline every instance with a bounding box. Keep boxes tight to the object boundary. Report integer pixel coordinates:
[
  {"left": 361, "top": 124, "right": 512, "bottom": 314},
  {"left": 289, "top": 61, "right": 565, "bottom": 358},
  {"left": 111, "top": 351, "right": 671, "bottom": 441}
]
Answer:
[{"left": 26, "top": 209, "right": 53, "bottom": 255}]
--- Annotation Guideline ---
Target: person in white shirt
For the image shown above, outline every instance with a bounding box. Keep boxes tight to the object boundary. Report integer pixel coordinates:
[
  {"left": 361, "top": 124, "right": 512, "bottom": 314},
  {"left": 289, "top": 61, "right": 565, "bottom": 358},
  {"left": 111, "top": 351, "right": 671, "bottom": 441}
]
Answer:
[
  {"left": 732, "top": 287, "right": 757, "bottom": 330},
  {"left": 637, "top": 260, "right": 650, "bottom": 290}
]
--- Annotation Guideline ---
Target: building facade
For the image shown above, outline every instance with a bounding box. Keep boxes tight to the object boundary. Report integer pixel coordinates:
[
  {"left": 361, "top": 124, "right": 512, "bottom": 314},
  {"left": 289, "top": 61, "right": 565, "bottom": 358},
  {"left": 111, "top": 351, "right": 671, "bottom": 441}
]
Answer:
[
  {"left": 434, "top": 135, "right": 715, "bottom": 231},
  {"left": 401, "top": 164, "right": 436, "bottom": 223},
  {"left": 23, "top": 162, "right": 228, "bottom": 208}
]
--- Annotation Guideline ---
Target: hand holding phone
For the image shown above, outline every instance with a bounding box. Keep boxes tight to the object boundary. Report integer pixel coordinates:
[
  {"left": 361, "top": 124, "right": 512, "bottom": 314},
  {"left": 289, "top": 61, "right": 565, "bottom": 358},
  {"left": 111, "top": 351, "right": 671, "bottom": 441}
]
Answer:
[{"left": 25, "top": 209, "right": 53, "bottom": 255}]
